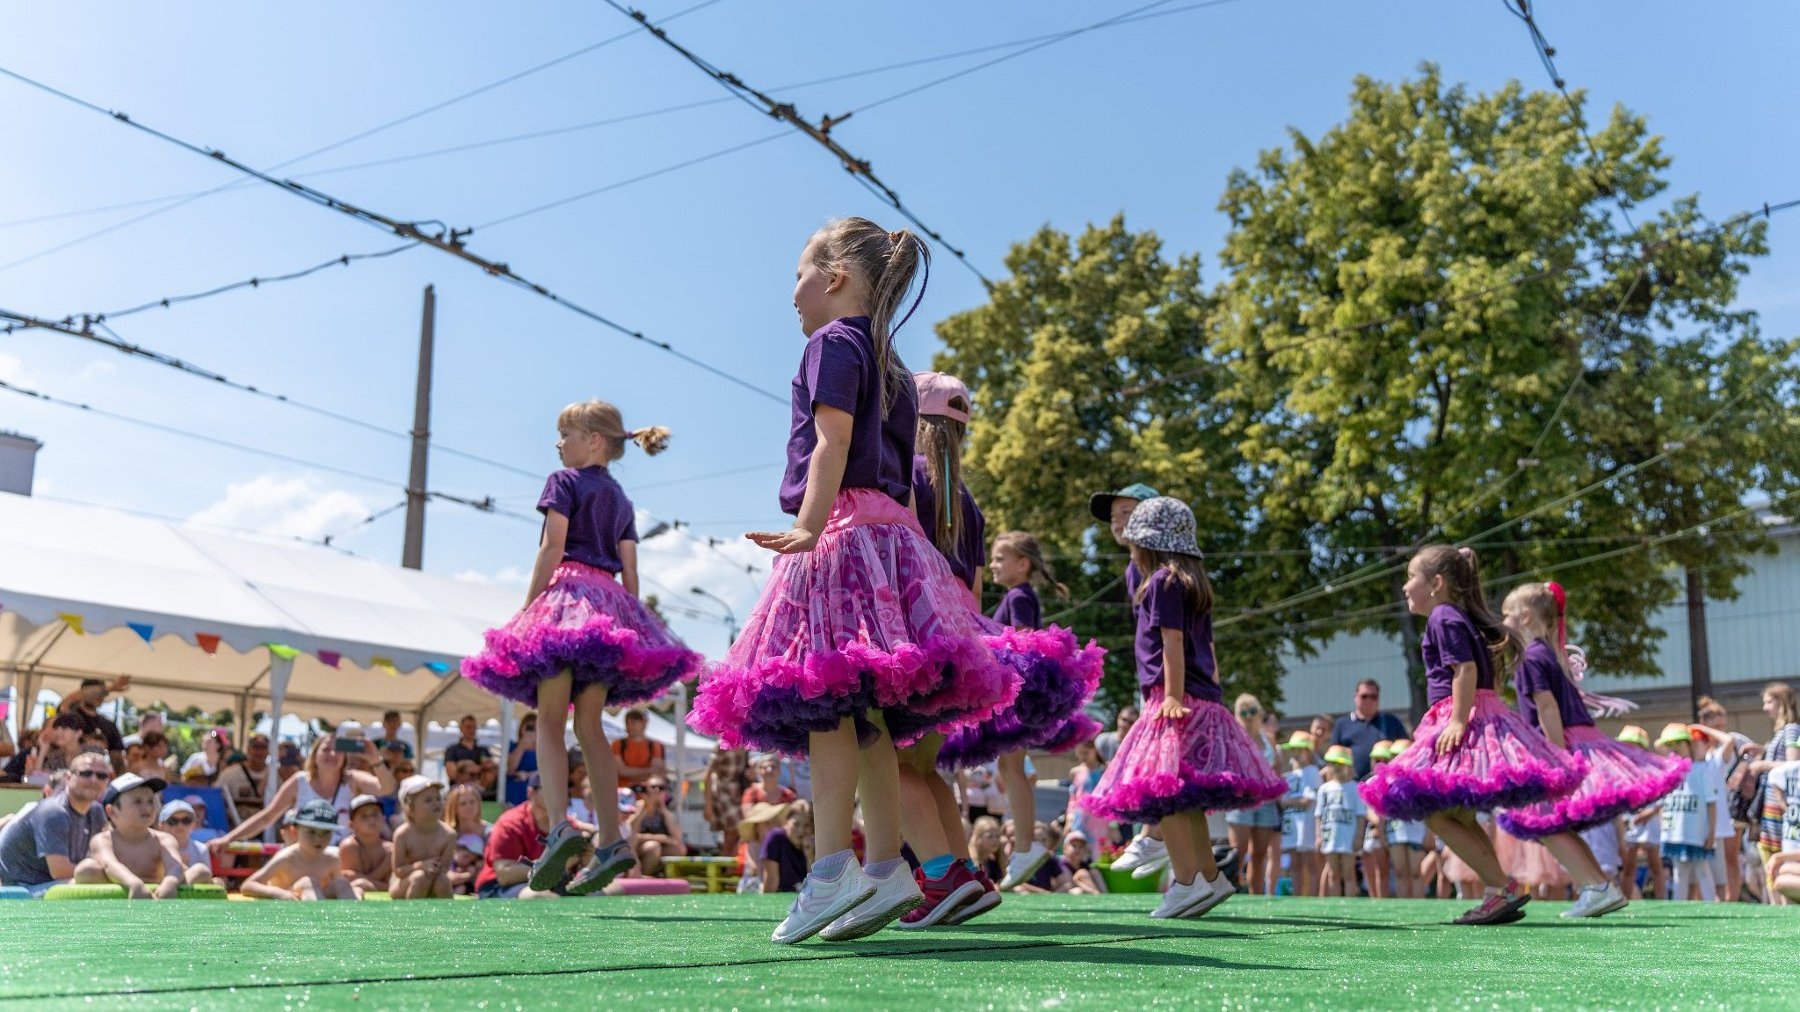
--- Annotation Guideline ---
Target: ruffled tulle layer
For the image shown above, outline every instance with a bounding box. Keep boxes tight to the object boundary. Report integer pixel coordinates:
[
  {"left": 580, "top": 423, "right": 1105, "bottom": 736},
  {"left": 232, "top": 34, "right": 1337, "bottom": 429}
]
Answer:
[
  {"left": 1497, "top": 725, "right": 1690, "bottom": 839},
  {"left": 686, "top": 490, "right": 1018, "bottom": 756},
  {"left": 937, "top": 623, "right": 1106, "bottom": 769},
  {"left": 463, "top": 561, "right": 701, "bottom": 706},
  {"left": 1360, "top": 690, "right": 1586, "bottom": 821},
  {"left": 1080, "top": 693, "right": 1286, "bottom": 823}
]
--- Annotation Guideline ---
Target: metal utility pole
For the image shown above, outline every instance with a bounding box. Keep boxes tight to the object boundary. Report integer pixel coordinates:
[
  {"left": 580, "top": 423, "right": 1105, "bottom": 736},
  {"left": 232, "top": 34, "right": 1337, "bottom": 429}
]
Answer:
[
  {"left": 401, "top": 284, "right": 435, "bottom": 570},
  {"left": 1685, "top": 567, "right": 1713, "bottom": 719}
]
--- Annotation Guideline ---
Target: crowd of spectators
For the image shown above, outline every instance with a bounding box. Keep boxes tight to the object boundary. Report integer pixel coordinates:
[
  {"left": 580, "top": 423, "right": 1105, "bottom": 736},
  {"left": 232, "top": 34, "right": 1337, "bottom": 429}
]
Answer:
[{"left": 3, "top": 679, "right": 1796, "bottom": 906}]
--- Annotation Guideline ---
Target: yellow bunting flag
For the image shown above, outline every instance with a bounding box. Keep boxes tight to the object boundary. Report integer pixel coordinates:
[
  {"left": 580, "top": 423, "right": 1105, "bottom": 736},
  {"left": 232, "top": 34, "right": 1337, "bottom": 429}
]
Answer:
[
  {"left": 371, "top": 655, "right": 397, "bottom": 675},
  {"left": 57, "top": 613, "right": 85, "bottom": 635},
  {"left": 265, "top": 643, "right": 300, "bottom": 661}
]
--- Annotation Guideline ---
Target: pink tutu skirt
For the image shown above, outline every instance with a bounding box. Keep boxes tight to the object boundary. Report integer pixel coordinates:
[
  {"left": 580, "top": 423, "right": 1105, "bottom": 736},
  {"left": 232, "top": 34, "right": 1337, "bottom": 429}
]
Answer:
[
  {"left": 937, "top": 610, "right": 1106, "bottom": 770},
  {"left": 1361, "top": 690, "right": 1586, "bottom": 821},
  {"left": 686, "top": 489, "right": 1018, "bottom": 756},
  {"left": 1496, "top": 724, "right": 1689, "bottom": 839},
  {"left": 464, "top": 560, "right": 701, "bottom": 707},
  {"left": 1080, "top": 691, "right": 1285, "bottom": 823}
]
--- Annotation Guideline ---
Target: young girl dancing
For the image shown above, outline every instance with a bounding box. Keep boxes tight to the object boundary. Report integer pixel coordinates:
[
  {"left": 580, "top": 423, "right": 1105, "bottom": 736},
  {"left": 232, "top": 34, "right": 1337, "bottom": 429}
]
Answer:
[
  {"left": 1361, "top": 547, "right": 1585, "bottom": 924},
  {"left": 895, "top": 373, "right": 1099, "bottom": 926},
  {"left": 939, "top": 528, "right": 1104, "bottom": 892},
  {"left": 1082, "top": 497, "right": 1284, "bottom": 919},
  {"left": 1494, "top": 582, "right": 1687, "bottom": 918},
  {"left": 687, "top": 218, "right": 1015, "bottom": 944},
  {"left": 463, "top": 400, "right": 700, "bottom": 896}
]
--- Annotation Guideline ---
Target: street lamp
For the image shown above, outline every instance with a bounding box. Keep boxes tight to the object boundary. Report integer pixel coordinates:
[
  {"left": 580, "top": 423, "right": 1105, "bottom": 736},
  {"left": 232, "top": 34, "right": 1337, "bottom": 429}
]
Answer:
[{"left": 690, "top": 586, "right": 738, "bottom": 644}]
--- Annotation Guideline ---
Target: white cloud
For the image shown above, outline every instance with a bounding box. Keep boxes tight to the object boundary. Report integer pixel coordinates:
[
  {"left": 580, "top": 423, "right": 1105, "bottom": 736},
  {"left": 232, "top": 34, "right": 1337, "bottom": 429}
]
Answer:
[
  {"left": 634, "top": 510, "right": 769, "bottom": 661},
  {"left": 187, "top": 474, "right": 371, "bottom": 541},
  {"left": 454, "top": 565, "right": 531, "bottom": 588}
]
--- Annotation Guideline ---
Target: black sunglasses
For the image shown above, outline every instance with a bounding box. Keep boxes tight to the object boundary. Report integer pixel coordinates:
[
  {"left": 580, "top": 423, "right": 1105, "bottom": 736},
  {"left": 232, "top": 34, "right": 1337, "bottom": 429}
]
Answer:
[
  {"left": 73, "top": 769, "right": 111, "bottom": 781},
  {"left": 164, "top": 816, "right": 196, "bottom": 827}
]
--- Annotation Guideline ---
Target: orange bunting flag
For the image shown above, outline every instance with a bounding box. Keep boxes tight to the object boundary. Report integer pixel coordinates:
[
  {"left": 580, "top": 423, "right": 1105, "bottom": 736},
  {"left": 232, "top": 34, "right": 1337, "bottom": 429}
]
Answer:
[{"left": 196, "top": 633, "right": 221, "bottom": 655}]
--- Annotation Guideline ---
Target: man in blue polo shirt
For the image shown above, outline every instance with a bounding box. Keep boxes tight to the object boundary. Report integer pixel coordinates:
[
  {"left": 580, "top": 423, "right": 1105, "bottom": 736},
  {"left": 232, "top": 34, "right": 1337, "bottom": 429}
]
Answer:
[{"left": 1331, "top": 679, "right": 1409, "bottom": 779}]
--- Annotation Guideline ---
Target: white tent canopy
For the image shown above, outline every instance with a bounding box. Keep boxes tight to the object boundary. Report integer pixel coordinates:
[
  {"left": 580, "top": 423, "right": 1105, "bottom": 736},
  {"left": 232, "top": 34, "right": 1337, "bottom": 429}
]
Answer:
[{"left": 0, "top": 494, "right": 713, "bottom": 759}]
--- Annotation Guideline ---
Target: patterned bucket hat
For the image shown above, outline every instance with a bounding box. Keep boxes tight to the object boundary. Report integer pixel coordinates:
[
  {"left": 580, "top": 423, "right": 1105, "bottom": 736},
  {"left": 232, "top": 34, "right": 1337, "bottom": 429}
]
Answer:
[{"left": 1120, "top": 496, "right": 1202, "bottom": 558}]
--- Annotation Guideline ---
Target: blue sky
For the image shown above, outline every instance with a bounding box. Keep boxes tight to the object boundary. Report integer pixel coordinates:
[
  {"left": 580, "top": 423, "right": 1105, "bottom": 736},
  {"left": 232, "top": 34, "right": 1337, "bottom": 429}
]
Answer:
[{"left": 3, "top": 1, "right": 1796, "bottom": 661}]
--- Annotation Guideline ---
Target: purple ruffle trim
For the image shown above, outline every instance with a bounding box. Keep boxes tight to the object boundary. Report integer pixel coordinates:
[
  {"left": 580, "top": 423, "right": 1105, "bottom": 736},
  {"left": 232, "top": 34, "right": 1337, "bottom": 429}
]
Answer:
[
  {"left": 1079, "top": 694, "right": 1285, "bottom": 823},
  {"left": 1359, "top": 691, "right": 1587, "bottom": 821},
  {"left": 937, "top": 625, "right": 1106, "bottom": 770},
  {"left": 463, "top": 562, "right": 700, "bottom": 707},
  {"left": 1497, "top": 726, "right": 1691, "bottom": 839}
]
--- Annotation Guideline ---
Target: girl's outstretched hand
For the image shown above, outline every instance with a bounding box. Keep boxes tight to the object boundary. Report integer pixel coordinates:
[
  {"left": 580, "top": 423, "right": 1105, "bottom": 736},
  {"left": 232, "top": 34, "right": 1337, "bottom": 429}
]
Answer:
[
  {"left": 1157, "top": 696, "right": 1190, "bottom": 721},
  {"left": 1435, "top": 720, "right": 1467, "bottom": 755},
  {"left": 747, "top": 528, "right": 819, "bottom": 554}
]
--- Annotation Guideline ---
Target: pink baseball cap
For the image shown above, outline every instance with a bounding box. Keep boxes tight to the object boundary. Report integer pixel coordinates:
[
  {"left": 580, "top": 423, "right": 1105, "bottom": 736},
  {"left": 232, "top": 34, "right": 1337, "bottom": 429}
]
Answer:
[{"left": 913, "top": 371, "right": 971, "bottom": 423}]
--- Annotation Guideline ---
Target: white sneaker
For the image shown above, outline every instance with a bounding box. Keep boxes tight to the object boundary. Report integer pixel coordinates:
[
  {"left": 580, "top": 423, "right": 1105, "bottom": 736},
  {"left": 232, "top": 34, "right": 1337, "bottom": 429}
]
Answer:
[
  {"left": 1182, "top": 873, "right": 1235, "bottom": 919},
  {"left": 1561, "top": 882, "right": 1628, "bottom": 919},
  {"left": 1116, "top": 833, "right": 1170, "bottom": 879},
  {"left": 1150, "top": 875, "right": 1214, "bottom": 919},
  {"left": 817, "top": 862, "right": 924, "bottom": 942},
  {"left": 771, "top": 865, "right": 876, "bottom": 945},
  {"left": 1000, "top": 844, "right": 1052, "bottom": 890},
  {"left": 528, "top": 821, "right": 588, "bottom": 892}
]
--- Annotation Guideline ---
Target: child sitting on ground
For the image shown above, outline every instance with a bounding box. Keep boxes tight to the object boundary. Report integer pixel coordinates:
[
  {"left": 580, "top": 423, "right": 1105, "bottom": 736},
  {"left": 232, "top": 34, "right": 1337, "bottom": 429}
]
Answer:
[
  {"left": 73, "top": 774, "right": 213, "bottom": 899},
  {"left": 157, "top": 799, "right": 210, "bottom": 873},
  {"left": 339, "top": 794, "right": 393, "bottom": 898},
  {"left": 241, "top": 800, "right": 357, "bottom": 900},
  {"left": 390, "top": 775, "right": 456, "bottom": 899},
  {"left": 449, "top": 835, "right": 484, "bottom": 896}
]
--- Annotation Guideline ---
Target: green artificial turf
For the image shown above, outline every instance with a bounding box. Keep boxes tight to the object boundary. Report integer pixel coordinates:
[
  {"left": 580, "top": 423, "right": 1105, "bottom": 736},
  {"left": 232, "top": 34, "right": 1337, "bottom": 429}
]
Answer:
[{"left": 3, "top": 893, "right": 1794, "bottom": 1009}]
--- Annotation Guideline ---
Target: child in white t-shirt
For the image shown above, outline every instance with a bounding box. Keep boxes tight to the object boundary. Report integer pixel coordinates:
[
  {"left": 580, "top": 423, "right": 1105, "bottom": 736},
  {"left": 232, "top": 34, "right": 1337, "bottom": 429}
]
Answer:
[
  {"left": 1314, "top": 746, "right": 1366, "bottom": 897},
  {"left": 1616, "top": 726, "right": 1666, "bottom": 900},
  {"left": 1277, "top": 733, "right": 1320, "bottom": 897},
  {"left": 1379, "top": 739, "right": 1428, "bottom": 899},
  {"left": 1656, "top": 725, "right": 1716, "bottom": 902}
]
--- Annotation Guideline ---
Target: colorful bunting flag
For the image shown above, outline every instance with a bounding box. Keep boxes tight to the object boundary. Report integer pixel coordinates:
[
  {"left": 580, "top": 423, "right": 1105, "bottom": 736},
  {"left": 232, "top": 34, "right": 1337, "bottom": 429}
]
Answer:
[
  {"left": 424, "top": 661, "right": 450, "bottom": 674},
  {"left": 265, "top": 643, "right": 300, "bottom": 661},
  {"left": 57, "top": 612, "right": 85, "bottom": 635},
  {"left": 127, "top": 623, "right": 155, "bottom": 644},
  {"left": 371, "top": 655, "right": 397, "bottom": 675},
  {"left": 195, "top": 633, "right": 221, "bottom": 655},
  {"left": 318, "top": 650, "right": 341, "bottom": 669}
]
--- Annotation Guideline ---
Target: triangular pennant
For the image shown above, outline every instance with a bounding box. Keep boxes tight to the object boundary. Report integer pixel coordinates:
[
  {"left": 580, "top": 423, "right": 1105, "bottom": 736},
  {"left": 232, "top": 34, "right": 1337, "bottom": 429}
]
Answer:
[
  {"left": 371, "top": 655, "right": 397, "bottom": 675},
  {"left": 195, "top": 633, "right": 221, "bottom": 655},
  {"left": 265, "top": 643, "right": 300, "bottom": 661},
  {"left": 424, "top": 661, "right": 450, "bottom": 674},
  {"left": 318, "top": 650, "right": 341, "bottom": 669},
  {"left": 127, "top": 622, "right": 155, "bottom": 644},
  {"left": 57, "top": 612, "right": 85, "bottom": 635}
]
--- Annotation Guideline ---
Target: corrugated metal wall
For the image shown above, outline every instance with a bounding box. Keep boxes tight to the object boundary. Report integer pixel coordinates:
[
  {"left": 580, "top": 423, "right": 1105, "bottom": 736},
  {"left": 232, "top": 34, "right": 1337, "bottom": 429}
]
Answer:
[{"left": 1271, "top": 528, "right": 1799, "bottom": 722}]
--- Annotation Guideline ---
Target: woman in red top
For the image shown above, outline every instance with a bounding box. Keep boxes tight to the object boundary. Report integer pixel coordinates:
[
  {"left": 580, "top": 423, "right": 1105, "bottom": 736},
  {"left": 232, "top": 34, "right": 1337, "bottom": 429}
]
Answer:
[{"left": 741, "top": 753, "right": 797, "bottom": 816}]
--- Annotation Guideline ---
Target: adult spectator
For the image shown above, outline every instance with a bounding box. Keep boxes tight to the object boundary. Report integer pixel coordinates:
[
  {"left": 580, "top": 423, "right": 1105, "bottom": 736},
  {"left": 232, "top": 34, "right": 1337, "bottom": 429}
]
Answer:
[
  {"left": 444, "top": 715, "right": 496, "bottom": 796},
  {"left": 62, "top": 678, "right": 128, "bottom": 773},
  {"left": 704, "top": 748, "right": 750, "bottom": 855},
  {"left": 627, "top": 777, "right": 686, "bottom": 876},
  {"left": 373, "top": 710, "right": 414, "bottom": 761},
  {"left": 475, "top": 773, "right": 563, "bottom": 899},
  {"left": 216, "top": 733, "right": 275, "bottom": 827},
  {"left": 122, "top": 710, "right": 164, "bottom": 751},
  {"left": 2, "top": 712, "right": 85, "bottom": 783},
  {"left": 1748, "top": 682, "right": 1800, "bottom": 881},
  {"left": 740, "top": 753, "right": 795, "bottom": 817},
  {"left": 0, "top": 750, "right": 110, "bottom": 895},
  {"left": 760, "top": 799, "right": 812, "bottom": 893},
  {"left": 1094, "top": 705, "right": 1138, "bottom": 763},
  {"left": 180, "top": 729, "right": 229, "bottom": 783},
  {"left": 276, "top": 742, "right": 303, "bottom": 785},
  {"left": 611, "top": 709, "right": 666, "bottom": 789},
  {"left": 210, "top": 736, "right": 395, "bottom": 851},
  {"left": 1332, "top": 679, "right": 1409, "bottom": 779},
  {"left": 506, "top": 712, "right": 539, "bottom": 806}
]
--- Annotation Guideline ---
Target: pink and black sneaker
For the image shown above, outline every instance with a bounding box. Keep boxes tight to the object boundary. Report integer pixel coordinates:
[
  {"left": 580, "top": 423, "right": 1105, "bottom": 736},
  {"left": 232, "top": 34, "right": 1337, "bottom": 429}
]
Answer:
[
  {"left": 893, "top": 863, "right": 984, "bottom": 930},
  {"left": 944, "top": 865, "right": 1002, "bottom": 925}
]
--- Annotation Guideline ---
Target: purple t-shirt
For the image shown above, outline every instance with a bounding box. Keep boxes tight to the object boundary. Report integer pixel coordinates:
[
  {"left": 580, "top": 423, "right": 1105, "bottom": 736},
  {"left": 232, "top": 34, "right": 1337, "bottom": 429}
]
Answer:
[
  {"left": 1133, "top": 567, "right": 1219, "bottom": 703},
  {"left": 1420, "top": 603, "right": 1495, "bottom": 705},
  {"left": 777, "top": 317, "right": 917, "bottom": 516},
  {"left": 991, "top": 584, "right": 1041, "bottom": 630},
  {"left": 1514, "top": 637, "right": 1594, "bottom": 731},
  {"left": 911, "top": 455, "right": 985, "bottom": 584},
  {"left": 537, "top": 466, "right": 638, "bottom": 573}
]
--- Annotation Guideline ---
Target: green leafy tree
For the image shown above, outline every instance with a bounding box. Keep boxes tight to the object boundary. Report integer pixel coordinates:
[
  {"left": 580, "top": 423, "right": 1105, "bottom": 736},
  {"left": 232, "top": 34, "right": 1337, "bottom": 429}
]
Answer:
[
  {"left": 1210, "top": 65, "right": 1800, "bottom": 717},
  {"left": 933, "top": 218, "right": 1307, "bottom": 713}
]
